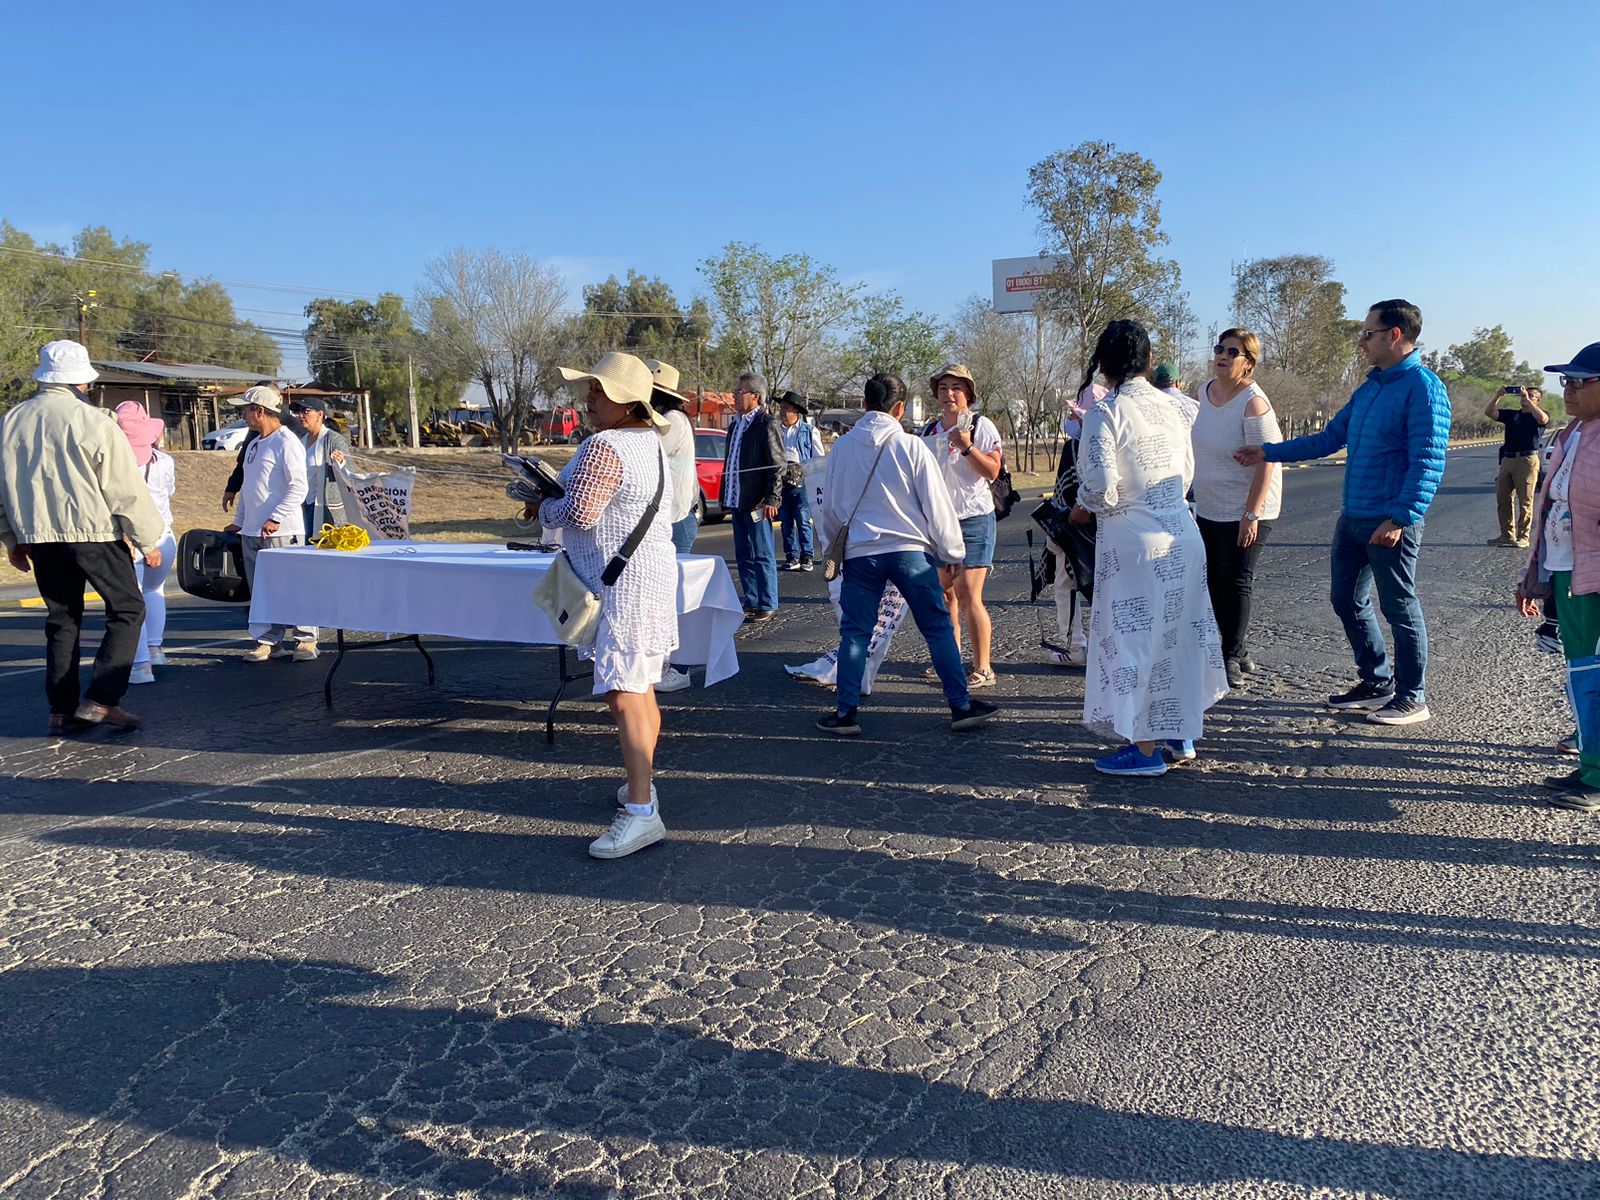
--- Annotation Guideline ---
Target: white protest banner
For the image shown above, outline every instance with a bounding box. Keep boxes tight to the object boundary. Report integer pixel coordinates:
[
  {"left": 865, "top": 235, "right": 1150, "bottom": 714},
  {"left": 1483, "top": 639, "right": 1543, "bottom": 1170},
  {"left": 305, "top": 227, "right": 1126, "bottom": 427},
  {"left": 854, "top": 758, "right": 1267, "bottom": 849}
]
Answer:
[{"left": 333, "top": 460, "right": 416, "bottom": 540}]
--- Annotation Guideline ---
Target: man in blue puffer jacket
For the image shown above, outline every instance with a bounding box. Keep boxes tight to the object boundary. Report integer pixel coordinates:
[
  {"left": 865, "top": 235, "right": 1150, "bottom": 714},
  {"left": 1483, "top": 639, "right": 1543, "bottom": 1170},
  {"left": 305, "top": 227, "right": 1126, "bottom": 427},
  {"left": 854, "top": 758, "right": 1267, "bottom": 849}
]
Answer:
[{"left": 1237, "top": 299, "right": 1451, "bottom": 727}]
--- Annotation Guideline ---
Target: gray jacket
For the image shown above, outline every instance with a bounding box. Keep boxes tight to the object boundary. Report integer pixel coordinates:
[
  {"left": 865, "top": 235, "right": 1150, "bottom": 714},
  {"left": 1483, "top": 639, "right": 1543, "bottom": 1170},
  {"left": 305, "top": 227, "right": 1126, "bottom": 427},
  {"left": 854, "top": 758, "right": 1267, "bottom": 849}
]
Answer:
[
  {"left": 303, "top": 427, "right": 350, "bottom": 532},
  {"left": 0, "top": 386, "right": 165, "bottom": 551}
]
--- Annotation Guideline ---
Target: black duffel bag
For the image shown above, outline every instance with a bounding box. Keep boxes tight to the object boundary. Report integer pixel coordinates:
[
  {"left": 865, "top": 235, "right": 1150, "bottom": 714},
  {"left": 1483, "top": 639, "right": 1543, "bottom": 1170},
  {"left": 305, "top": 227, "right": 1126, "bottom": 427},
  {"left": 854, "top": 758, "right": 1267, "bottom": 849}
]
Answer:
[{"left": 177, "top": 528, "right": 250, "bottom": 603}]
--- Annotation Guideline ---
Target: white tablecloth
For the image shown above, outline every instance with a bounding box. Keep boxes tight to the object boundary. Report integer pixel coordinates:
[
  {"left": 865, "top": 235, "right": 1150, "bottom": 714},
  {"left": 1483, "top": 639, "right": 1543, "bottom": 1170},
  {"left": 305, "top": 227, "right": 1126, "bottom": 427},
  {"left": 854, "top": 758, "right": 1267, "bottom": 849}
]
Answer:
[{"left": 249, "top": 542, "right": 743, "bottom": 685}]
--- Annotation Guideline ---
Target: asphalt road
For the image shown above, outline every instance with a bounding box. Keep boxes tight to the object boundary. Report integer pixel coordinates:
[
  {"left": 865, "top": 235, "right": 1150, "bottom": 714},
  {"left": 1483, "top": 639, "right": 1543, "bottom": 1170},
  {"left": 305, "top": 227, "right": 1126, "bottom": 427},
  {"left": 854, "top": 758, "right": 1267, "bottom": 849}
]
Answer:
[{"left": 0, "top": 444, "right": 1595, "bottom": 1199}]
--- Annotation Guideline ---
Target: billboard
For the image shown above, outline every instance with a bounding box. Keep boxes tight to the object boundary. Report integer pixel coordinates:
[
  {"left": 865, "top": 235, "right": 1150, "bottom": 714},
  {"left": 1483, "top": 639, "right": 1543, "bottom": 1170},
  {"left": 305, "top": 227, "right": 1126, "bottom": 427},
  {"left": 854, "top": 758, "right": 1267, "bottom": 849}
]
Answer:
[{"left": 992, "top": 255, "right": 1063, "bottom": 314}]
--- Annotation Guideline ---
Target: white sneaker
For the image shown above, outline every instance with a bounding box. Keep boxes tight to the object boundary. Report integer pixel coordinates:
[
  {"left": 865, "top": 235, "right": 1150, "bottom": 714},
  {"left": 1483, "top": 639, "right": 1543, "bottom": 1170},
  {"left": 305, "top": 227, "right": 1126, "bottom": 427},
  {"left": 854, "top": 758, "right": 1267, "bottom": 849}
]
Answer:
[
  {"left": 128, "top": 662, "right": 155, "bottom": 685},
  {"left": 589, "top": 806, "right": 665, "bottom": 859},
  {"left": 245, "top": 643, "right": 275, "bottom": 663},
  {"left": 656, "top": 667, "right": 692, "bottom": 693},
  {"left": 291, "top": 641, "right": 320, "bottom": 662},
  {"left": 147, "top": 647, "right": 167, "bottom": 666},
  {"left": 1047, "top": 648, "right": 1088, "bottom": 667}
]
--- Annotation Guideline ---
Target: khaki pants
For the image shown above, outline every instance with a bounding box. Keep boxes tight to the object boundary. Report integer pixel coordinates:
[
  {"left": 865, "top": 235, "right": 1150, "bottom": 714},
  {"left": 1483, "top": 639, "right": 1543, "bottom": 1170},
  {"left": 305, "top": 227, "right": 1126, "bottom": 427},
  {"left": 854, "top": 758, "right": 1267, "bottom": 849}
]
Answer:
[{"left": 1496, "top": 453, "right": 1540, "bottom": 541}]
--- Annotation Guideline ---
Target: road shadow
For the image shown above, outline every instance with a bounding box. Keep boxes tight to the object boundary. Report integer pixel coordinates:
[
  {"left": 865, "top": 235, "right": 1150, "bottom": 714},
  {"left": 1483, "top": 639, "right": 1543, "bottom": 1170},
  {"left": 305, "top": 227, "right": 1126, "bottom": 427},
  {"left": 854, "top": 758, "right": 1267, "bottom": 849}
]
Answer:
[{"left": 0, "top": 958, "right": 1591, "bottom": 1199}]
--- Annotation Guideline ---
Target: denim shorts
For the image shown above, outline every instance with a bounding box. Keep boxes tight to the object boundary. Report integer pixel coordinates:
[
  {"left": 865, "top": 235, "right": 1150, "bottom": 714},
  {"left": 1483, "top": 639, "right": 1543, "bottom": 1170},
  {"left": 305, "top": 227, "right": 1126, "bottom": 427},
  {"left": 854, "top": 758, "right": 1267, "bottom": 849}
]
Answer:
[{"left": 946, "top": 511, "right": 996, "bottom": 569}]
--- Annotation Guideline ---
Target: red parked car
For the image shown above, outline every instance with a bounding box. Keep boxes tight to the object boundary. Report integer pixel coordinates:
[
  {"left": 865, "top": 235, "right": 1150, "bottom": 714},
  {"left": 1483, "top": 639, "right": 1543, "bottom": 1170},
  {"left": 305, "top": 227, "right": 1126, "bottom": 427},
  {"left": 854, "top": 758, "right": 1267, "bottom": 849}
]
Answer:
[{"left": 694, "top": 429, "right": 727, "bottom": 523}]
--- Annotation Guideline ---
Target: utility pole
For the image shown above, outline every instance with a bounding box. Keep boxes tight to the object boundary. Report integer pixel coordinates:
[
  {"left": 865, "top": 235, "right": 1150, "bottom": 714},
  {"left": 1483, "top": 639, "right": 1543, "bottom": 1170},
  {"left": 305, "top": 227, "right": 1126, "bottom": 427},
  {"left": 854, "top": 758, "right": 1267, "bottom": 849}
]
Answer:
[
  {"left": 406, "top": 356, "right": 420, "bottom": 449},
  {"left": 350, "top": 350, "right": 370, "bottom": 448},
  {"left": 75, "top": 290, "right": 98, "bottom": 354}
]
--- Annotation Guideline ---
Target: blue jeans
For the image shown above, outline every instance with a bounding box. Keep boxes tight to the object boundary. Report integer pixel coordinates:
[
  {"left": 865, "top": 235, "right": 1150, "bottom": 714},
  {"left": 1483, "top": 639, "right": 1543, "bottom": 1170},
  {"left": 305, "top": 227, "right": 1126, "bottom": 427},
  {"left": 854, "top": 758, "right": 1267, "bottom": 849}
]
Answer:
[
  {"left": 731, "top": 506, "right": 779, "bottom": 612},
  {"left": 670, "top": 512, "right": 699, "bottom": 555},
  {"left": 836, "top": 551, "right": 969, "bottom": 712},
  {"left": 779, "top": 486, "right": 814, "bottom": 562},
  {"left": 1329, "top": 515, "right": 1427, "bottom": 703}
]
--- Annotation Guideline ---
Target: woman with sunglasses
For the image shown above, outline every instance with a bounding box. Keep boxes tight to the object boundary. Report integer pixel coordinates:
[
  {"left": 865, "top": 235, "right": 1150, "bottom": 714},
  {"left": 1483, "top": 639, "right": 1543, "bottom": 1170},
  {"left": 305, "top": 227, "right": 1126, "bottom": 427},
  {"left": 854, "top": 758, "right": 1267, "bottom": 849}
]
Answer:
[
  {"left": 1518, "top": 344, "right": 1600, "bottom": 811},
  {"left": 1192, "top": 328, "right": 1281, "bottom": 687}
]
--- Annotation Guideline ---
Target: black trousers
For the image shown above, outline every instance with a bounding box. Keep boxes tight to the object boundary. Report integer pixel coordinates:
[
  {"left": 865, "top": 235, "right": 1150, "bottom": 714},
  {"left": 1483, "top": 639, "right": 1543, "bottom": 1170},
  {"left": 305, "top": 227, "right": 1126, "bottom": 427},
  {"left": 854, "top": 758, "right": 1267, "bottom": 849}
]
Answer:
[
  {"left": 30, "top": 541, "right": 146, "bottom": 714},
  {"left": 1196, "top": 515, "right": 1273, "bottom": 663}
]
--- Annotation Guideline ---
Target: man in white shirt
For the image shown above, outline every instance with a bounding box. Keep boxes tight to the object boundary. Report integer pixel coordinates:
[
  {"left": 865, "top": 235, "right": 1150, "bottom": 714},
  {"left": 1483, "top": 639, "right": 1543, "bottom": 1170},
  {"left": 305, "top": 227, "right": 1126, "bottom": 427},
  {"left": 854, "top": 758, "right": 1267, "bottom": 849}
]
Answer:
[
  {"left": 814, "top": 373, "right": 1000, "bottom": 737},
  {"left": 224, "top": 386, "right": 316, "bottom": 662},
  {"left": 1152, "top": 362, "right": 1199, "bottom": 426},
  {"left": 776, "top": 390, "right": 825, "bottom": 571}
]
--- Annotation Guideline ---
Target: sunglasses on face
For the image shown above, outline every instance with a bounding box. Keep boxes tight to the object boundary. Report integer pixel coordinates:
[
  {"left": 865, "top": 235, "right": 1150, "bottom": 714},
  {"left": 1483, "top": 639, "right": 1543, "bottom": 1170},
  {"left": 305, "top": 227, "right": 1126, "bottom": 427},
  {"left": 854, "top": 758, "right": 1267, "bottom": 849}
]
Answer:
[
  {"left": 1561, "top": 375, "right": 1599, "bottom": 389},
  {"left": 1213, "top": 345, "right": 1243, "bottom": 358},
  {"left": 1357, "top": 328, "right": 1392, "bottom": 343}
]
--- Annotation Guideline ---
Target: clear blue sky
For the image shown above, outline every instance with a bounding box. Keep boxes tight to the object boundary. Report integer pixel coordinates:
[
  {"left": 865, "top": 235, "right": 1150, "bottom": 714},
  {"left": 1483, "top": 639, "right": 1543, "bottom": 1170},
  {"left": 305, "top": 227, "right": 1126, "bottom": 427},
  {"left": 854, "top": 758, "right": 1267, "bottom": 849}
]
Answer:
[{"left": 2, "top": 0, "right": 1596, "bottom": 381}]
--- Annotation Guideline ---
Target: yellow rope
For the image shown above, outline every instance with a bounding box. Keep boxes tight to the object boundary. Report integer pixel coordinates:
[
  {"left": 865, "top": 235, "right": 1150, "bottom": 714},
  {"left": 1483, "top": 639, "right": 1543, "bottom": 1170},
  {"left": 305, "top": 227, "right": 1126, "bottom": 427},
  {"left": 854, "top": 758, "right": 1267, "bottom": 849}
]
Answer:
[{"left": 313, "top": 524, "right": 371, "bottom": 551}]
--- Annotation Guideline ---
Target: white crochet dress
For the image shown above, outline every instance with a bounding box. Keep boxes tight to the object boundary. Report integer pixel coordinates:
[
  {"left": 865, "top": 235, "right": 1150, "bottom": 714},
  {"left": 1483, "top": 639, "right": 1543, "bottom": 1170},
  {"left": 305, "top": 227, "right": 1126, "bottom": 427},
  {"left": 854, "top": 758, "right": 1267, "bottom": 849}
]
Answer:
[{"left": 540, "top": 428, "right": 679, "bottom": 693}]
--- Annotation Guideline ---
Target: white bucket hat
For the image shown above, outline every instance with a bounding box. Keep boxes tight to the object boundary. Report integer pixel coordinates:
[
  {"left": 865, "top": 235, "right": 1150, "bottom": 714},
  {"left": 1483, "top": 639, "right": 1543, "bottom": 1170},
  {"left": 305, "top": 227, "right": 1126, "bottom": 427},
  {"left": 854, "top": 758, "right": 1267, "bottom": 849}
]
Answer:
[
  {"left": 558, "top": 352, "right": 668, "bottom": 428},
  {"left": 33, "top": 339, "right": 98, "bottom": 386}
]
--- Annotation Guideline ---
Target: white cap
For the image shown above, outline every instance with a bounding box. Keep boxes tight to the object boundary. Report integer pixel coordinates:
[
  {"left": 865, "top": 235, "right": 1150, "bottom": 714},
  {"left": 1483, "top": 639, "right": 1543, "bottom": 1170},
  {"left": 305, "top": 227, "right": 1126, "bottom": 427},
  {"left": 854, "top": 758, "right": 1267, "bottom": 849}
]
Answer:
[
  {"left": 33, "top": 340, "right": 97, "bottom": 386},
  {"left": 227, "top": 385, "right": 285, "bottom": 414}
]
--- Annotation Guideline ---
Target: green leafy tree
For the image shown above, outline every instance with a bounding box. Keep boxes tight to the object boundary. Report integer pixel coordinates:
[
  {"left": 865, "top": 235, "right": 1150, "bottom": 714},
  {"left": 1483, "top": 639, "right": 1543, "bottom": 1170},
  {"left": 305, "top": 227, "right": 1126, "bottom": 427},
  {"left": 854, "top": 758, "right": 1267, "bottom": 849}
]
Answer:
[
  {"left": 830, "top": 292, "right": 952, "bottom": 395},
  {"left": 1027, "top": 141, "right": 1177, "bottom": 376},
  {"left": 303, "top": 293, "right": 463, "bottom": 426},
  {"left": 1445, "top": 324, "right": 1539, "bottom": 386},
  {"left": 1230, "top": 255, "right": 1359, "bottom": 389},
  {"left": 699, "top": 242, "right": 861, "bottom": 392},
  {"left": 0, "top": 221, "right": 281, "bottom": 405}
]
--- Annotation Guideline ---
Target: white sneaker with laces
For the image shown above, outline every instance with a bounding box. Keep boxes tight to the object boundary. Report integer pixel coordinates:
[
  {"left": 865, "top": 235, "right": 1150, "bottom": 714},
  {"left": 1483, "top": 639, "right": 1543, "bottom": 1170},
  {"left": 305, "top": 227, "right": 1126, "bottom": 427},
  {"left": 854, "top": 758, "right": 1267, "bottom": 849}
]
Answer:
[
  {"left": 128, "top": 662, "right": 155, "bottom": 685},
  {"left": 656, "top": 667, "right": 692, "bottom": 693},
  {"left": 589, "top": 806, "right": 665, "bottom": 859},
  {"left": 1047, "top": 648, "right": 1087, "bottom": 667}
]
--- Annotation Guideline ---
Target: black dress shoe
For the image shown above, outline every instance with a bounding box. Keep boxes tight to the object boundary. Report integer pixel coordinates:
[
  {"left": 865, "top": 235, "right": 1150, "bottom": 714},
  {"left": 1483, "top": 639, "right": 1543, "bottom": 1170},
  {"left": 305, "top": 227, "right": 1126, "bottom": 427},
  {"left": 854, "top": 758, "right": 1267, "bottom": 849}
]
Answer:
[{"left": 1543, "top": 769, "right": 1585, "bottom": 790}]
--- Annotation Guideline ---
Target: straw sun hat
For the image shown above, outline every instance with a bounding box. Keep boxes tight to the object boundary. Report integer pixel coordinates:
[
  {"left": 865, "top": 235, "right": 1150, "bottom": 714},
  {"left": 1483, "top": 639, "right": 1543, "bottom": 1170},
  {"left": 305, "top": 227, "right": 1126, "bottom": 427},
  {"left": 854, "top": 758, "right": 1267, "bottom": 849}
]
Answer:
[
  {"left": 929, "top": 362, "right": 979, "bottom": 404},
  {"left": 558, "top": 352, "right": 668, "bottom": 428}
]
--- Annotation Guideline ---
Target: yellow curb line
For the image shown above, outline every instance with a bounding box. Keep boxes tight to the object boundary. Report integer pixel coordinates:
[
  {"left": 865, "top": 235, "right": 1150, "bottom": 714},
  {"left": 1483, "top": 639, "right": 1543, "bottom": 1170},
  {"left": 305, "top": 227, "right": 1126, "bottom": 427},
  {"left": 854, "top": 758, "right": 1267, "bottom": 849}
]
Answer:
[{"left": 2, "top": 592, "right": 100, "bottom": 611}]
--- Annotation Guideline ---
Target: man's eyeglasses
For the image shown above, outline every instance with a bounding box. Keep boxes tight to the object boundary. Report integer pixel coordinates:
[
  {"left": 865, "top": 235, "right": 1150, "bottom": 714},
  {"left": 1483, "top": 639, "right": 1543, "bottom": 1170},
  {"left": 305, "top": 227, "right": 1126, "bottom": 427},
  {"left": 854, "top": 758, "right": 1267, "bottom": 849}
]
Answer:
[
  {"left": 1357, "top": 327, "right": 1392, "bottom": 343},
  {"left": 1213, "top": 345, "right": 1243, "bottom": 358},
  {"left": 1560, "top": 375, "right": 1599, "bottom": 390},
  {"left": 289, "top": 405, "right": 306, "bottom": 415}
]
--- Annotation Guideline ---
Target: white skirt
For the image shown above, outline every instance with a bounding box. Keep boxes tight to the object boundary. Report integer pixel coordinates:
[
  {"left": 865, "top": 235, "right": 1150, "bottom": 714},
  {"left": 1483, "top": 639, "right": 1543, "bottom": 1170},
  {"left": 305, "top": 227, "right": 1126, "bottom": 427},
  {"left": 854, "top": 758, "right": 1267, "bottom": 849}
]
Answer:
[{"left": 583, "top": 616, "right": 669, "bottom": 695}]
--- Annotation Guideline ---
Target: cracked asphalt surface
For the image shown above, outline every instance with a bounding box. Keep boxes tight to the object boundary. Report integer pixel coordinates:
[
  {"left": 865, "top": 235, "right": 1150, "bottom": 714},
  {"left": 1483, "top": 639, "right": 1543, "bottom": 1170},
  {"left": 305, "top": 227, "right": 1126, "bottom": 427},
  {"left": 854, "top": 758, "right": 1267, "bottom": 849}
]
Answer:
[{"left": 0, "top": 444, "right": 1595, "bottom": 1199}]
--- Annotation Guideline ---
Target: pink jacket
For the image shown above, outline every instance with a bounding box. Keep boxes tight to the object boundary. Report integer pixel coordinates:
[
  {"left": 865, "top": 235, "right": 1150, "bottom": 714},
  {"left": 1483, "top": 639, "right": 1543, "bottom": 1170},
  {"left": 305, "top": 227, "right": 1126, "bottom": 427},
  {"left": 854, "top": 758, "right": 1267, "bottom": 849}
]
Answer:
[{"left": 1521, "top": 419, "right": 1600, "bottom": 597}]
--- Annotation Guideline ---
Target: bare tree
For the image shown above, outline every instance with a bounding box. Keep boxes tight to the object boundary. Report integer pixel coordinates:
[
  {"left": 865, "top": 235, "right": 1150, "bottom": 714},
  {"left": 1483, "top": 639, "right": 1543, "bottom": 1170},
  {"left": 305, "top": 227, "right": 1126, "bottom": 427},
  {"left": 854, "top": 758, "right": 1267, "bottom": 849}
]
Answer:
[
  {"left": 417, "top": 248, "right": 569, "bottom": 451},
  {"left": 952, "top": 296, "right": 1072, "bottom": 473}
]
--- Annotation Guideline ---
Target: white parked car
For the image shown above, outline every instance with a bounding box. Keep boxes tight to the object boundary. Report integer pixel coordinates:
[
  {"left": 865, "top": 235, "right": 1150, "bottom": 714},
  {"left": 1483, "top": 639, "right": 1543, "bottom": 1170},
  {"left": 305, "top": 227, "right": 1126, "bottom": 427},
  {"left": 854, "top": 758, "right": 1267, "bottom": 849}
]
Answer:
[
  {"left": 202, "top": 420, "right": 249, "bottom": 452},
  {"left": 1540, "top": 421, "right": 1567, "bottom": 467}
]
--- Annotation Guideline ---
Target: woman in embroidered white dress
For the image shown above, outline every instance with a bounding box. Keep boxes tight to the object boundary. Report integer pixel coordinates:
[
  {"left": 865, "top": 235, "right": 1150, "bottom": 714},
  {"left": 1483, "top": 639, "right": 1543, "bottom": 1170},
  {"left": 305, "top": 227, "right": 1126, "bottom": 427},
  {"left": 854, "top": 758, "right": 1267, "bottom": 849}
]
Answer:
[
  {"left": 1071, "top": 321, "right": 1228, "bottom": 776},
  {"left": 537, "top": 353, "right": 678, "bottom": 860}
]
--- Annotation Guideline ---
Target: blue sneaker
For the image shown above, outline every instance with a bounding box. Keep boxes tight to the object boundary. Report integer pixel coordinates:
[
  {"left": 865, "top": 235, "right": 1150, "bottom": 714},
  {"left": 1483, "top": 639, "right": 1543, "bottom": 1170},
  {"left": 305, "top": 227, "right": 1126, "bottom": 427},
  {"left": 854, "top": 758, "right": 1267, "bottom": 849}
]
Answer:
[
  {"left": 1094, "top": 744, "right": 1169, "bottom": 776},
  {"left": 1163, "top": 739, "right": 1196, "bottom": 763}
]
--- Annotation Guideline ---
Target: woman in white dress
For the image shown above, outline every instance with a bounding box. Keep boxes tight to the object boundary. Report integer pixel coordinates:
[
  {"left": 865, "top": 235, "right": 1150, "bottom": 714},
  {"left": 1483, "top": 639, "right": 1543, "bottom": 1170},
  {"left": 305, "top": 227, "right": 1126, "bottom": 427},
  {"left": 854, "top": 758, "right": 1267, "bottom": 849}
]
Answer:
[
  {"left": 1191, "top": 328, "right": 1283, "bottom": 687},
  {"left": 114, "top": 403, "right": 177, "bottom": 686},
  {"left": 537, "top": 353, "right": 678, "bottom": 860},
  {"left": 1072, "top": 321, "right": 1229, "bottom": 776}
]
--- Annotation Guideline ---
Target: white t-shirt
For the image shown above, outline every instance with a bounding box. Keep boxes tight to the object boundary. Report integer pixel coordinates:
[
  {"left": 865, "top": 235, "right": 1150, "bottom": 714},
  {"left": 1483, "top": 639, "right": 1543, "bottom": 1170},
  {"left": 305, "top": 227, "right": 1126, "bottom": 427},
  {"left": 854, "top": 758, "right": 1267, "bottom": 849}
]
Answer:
[
  {"left": 924, "top": 413, "right": 1002, "bottom": 518},
  {"left": 236, "top": 425, "right": 309, "bottom": 536},
  {"left": 1191, "top": 380, "right": 1284, "bottom": 522},
  {"left": 142, "top": 449, "right": 176, "bottom": 540},
  {"left": 1545, "top": 429, "right": 1581, "bottom": 573},
  {"left": 658, "top": 409, "right": 698, "bottom": 522}
]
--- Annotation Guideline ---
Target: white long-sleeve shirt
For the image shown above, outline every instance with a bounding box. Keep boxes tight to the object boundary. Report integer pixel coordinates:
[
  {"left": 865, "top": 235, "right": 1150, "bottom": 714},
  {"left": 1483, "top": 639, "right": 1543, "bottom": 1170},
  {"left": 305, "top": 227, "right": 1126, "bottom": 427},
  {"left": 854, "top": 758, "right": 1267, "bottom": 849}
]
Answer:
[
  {"left": 236, "top": 425, "right": 308, "bottom": 535},
  {"left": 816, "top": 410, "right": 964, "bottom": 563}
]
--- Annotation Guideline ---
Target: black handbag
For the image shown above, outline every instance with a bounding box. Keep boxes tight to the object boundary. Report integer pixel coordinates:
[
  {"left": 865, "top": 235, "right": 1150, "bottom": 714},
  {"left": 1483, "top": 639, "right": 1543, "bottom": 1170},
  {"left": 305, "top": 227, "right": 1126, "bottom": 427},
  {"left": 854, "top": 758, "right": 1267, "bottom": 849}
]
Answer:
[
  {"left": 1030, "top": 499, "right": 1095, "bottom": 603},
  {"left": 990, "top": 456, "right": 1020, "bottom": 520}
]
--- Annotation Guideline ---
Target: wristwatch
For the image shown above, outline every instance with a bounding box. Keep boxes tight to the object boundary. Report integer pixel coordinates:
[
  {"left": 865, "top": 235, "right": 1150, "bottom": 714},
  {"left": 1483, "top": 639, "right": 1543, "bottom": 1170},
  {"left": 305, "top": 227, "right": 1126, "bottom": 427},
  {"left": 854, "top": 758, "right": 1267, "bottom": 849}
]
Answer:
[
  {"left": 1243, "top": 509, "right": 1260, "bottom": 521},
  {"left": 961, "top": 446, "right": 973, "bottom": 457}
]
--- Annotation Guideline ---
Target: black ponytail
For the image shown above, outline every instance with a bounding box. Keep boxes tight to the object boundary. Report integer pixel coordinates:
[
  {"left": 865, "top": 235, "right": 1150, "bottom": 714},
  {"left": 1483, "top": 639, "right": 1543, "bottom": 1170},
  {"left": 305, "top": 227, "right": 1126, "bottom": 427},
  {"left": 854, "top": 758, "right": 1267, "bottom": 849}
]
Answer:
[{"left": 1080, "top": 319, "right": 1152, "bottom": 394}]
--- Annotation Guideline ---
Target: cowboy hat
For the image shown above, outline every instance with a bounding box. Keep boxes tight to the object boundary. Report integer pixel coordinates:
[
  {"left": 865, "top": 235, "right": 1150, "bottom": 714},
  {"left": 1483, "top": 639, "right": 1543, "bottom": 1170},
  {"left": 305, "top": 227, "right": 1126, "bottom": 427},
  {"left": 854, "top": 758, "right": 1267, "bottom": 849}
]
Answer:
[
  {"left": 777, "top": 390, "right": 810, "bottom": 415},
  {"left": 558, "top": 352, "right": 668, "bottom": 429},
  {"left": 643, "top": 358, "right": 688, "bottom": 403},
  {"left": 114, "top": 401, "right": 165, "bottom": 468},
  {"left": 33, "top": 339, "right": 97, "bottom": 386},
  {"left": 929, "top": 362, "right": 979, "bottom": 404}
]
